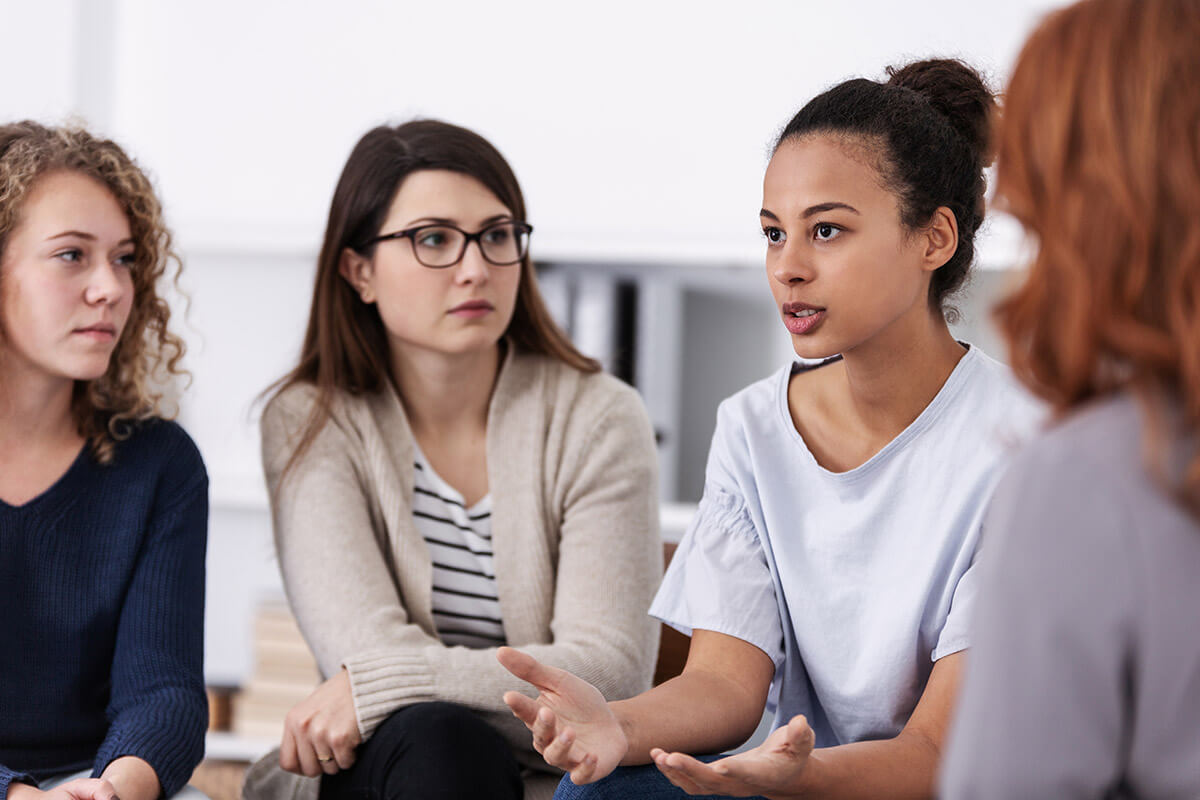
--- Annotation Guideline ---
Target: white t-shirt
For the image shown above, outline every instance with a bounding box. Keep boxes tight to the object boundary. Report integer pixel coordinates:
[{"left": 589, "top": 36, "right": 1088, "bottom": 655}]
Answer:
[{"left": 650, "top": 345, "right": 1043, "bottom": 746}]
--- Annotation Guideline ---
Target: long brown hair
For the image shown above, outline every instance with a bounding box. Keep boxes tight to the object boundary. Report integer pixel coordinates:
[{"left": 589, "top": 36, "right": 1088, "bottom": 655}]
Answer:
[
  {"left": 269, "top": 119, "right": 597, "bottom": 474},
  {"left": 994, "top": 0, "right": 1200, "bottom": 511},
  {"left": 0, "top": 121, "right": 186, "bottom": 464}
]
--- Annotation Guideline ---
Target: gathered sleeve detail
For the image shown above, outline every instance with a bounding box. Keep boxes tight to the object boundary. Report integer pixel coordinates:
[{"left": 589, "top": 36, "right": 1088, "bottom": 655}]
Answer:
[{"left": 650, "top": 487, "right": 784, "bottom": 669}]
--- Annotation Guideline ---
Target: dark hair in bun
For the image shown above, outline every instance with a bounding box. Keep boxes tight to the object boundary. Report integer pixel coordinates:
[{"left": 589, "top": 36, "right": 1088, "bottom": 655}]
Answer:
[{"left": 775, "top": 58, "right": 996, "bottom": 321}]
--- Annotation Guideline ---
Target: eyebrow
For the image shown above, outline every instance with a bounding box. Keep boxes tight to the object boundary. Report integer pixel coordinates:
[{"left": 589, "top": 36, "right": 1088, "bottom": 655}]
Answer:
[
  {"left": 405, "top": 214, "right": 513, "bottom": 227},
  {"left": 47, "top": 231, "right": 135, "bottom": 246},
  {"left": 759, "top": 202, "right": 860, "bottom": 220}
]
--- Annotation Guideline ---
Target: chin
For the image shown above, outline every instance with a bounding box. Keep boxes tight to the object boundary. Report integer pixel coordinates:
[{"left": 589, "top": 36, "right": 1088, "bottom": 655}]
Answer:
[
  {"left": 789, "top": 336, "right": 841, "bottom": 362},
  {"left": 65, "top": 359, "right": 115, "bottom": 382}
]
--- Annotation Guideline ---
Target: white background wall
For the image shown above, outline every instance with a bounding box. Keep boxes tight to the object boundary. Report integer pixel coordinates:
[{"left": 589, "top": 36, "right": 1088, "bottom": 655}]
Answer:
[{"left": 3, "top": 0, "right": 1061, "bottom": 684}]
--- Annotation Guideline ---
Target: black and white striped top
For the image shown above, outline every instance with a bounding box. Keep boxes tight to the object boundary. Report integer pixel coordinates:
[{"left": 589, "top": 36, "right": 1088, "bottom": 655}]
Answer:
[{"left": 412, "top": 445, "right": 506, "bottom": 649}]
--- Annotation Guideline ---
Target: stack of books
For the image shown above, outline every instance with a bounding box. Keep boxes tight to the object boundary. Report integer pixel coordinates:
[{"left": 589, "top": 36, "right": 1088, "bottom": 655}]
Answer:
[{"left": 232, "top": 598, "right": 321, "bottom": 741}]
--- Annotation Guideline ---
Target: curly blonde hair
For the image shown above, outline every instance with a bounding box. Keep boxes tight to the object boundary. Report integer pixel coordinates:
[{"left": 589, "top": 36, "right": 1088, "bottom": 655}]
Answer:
[{"left": 0, "top": 121, "right": 186, "bottom": 463}]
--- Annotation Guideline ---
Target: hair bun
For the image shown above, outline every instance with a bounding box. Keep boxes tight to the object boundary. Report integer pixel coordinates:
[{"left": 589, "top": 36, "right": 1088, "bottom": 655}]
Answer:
[{"left": 886, "top": 59, "right": 996, "bottom": 165}]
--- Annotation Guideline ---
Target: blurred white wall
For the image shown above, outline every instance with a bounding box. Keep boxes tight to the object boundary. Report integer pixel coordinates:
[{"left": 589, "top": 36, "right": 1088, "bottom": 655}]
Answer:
[{"left": 2, "top": 0, "right": 1061, "bottom": 684}]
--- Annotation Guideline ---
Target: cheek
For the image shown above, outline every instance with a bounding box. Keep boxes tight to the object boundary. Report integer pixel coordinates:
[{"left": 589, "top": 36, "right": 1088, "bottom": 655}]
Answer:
[
  {"left": 116, "top": 273, "right": 136, "bottom": 321},
  {"left": 499, "top": 268, "right": 522, "bottom": 306}
]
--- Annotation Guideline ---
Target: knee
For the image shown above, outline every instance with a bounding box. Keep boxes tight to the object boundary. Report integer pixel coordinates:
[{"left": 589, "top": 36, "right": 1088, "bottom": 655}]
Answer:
[
  {"left": 553, "top": 765, "right": 666, "bottom": 800},
  {"left": 378, "top": 701, "right": 501, "bottom": 755},
  {"left": 363, "top": 702, "right": 521, "bottom": 798},
  {"left": 554, "top": 773, "right": 595, "bottom": 800}
]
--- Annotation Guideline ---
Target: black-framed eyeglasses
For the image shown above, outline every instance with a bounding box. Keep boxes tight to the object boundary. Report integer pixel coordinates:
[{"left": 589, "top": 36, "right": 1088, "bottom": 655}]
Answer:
[{"left": 358, "top": 220, "right": 533, "bottom": 268}]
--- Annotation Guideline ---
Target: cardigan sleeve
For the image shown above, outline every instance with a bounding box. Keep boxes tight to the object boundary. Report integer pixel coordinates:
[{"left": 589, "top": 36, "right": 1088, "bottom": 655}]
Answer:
[
  {"left": 0, "top": 766, "right": 36, "bottom": 799},
  {"left": 264, "top": 381, "right": 662, "bottom": 751},
  {"left": 261, "top": 388, "right": 445, "bottom": 715},
  {"left": 93, "top": 431, "right": 209, "bottom": 797}
]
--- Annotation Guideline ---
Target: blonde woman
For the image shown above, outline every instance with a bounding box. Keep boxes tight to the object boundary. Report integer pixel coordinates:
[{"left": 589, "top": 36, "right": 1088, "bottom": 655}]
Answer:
[{"left": 0, "top": 122, "right": 207, "bottom": 800}]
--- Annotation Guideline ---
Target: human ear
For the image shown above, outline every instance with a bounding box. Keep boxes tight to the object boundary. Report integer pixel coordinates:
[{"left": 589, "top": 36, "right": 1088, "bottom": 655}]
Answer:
[
  {"left": 339, "top": 248, "right": 376, "bottom": 303},
  {"left": 923, "top": 207, "right": 959, "bottom": 272}
]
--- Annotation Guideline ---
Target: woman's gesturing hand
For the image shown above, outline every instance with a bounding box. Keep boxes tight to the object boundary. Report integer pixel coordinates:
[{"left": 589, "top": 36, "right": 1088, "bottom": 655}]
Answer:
[
  {"left": 497, "top": 647, "right": 629, "bottom": 785},
  {"left": 650, "top": 714, "right": 815, "bottom": 798},
  {"left": 279, "top": 668, "right": 362, "bottom": 777}
]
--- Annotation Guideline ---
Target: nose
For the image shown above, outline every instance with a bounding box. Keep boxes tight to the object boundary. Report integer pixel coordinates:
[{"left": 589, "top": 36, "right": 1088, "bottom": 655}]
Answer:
[
  {"left": 84, "top": 261, "right": 129, "bottom": 307},
  {"left": 770, "top": 244, "right": 813, "bottom": 287},
  {"left": 453, "top": 239, "right": 490, "bottom": 285}
]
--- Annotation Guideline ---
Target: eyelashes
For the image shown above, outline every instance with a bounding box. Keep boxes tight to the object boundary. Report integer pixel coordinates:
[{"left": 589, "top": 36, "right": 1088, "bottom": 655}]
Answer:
[{"left": 761, "top": 223, "right": 845, "bottom": 246}]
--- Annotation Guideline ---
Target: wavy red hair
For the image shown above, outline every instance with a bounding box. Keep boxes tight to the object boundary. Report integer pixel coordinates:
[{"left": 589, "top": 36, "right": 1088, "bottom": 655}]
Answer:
[{"left": 995, "top": 0, "right": 1200, "bottom": 511}]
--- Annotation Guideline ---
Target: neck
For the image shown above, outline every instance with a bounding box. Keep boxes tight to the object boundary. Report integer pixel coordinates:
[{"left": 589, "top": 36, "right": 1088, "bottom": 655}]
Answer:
[
  {"left": 837, "top": 306, "right": 966, "bottom": 439},
  {"left": 388, "top": 341, "right": 502, "bottom": 438},
  {"left": 0, "top": 356, "right": 79, "bottom": 452}
]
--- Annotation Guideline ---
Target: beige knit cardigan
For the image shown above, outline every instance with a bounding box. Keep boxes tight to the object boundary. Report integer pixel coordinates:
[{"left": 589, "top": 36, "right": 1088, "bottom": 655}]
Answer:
[{"left": 243, "top": 348, "right": 662, "bottom": 800}]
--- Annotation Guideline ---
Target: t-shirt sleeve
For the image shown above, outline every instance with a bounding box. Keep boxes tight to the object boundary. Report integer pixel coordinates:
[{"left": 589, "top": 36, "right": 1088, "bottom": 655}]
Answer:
[
  {"left": 931, "top": 548, "right": 979, "bottom": 661},
  {"left": 649, "top": 486, "right": 784, "bottom": 670}
]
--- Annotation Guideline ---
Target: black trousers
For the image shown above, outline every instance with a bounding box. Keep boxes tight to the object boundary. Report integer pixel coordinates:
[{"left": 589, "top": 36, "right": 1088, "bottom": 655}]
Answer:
[{"left": 318, "top": 701, "right": 524, "bottom": 800}]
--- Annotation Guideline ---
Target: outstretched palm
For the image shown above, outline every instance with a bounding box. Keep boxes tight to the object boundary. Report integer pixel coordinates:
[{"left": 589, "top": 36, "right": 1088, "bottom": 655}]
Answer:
[
  {"left": 651, "top": 714, "right": 815, "bottom": 798},
  {"left": 497, "top": 647, "right": 628, "bottom": 784}
]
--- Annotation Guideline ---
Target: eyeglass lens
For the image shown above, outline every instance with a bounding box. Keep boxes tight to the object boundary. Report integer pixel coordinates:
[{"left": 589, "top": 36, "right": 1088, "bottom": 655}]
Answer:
[{"left": 413, "top": 223, "right": 529, "bottom": 267}]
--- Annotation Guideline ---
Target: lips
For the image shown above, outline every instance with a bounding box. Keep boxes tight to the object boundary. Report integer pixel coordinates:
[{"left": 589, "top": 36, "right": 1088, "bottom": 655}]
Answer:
[
  {"left": 781, "top": 302, "right": 825, "bottom": 335},
  {"left": 73, "top": 323, "right": 118, "bottom": 336},
  {"left": 449, "top": 300, "right": 494, "bottom": 313}
]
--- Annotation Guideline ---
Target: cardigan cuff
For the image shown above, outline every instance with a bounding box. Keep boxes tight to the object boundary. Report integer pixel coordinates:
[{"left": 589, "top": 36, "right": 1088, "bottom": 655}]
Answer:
[
  {"left": 94, "top": 706, "right": 206, "bottom": 798},
  {"left": 0, "top": 766, "right": 37, "bottom": 799},
  {"left": 344, "top": 651, "right": 438, "bottom": 739}
]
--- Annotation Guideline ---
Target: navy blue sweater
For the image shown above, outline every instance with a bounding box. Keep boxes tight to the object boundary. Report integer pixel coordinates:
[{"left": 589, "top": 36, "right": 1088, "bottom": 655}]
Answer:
[{"left": 0, "top": 420, "right": 208, "bottom": 798}]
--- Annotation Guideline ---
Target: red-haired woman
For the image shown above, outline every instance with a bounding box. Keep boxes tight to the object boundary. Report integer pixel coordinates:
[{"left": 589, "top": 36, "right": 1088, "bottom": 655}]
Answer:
[
  {"left": 242, "top": 120, "right": 661, "bottom": 800},
  {"left": 941, "top": 0, "right": 1200, "bottom": 797}
]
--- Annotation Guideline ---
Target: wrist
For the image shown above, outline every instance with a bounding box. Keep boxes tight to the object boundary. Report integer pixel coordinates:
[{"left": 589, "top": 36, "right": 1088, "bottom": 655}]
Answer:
[
  {"left": 612, "top": 704, "right": 636, "bottom": 765},
  {"left": 765, "top": 748, "right": 825, "bottom": 800},
  {"left": 7, "top": 783, "right": 41, "bottom": 800}
]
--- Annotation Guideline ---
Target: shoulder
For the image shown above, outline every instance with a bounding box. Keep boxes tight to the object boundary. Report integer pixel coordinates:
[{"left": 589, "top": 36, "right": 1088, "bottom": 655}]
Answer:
[
  {"left": 112, "top": 417, "right": 208, "bottom": 507},
  {"left": 517, "top": 350, "right": 651, "bottom": 428},
  {"left": 982, "top": 394, "right": 1154, "bottom": 577},
  {"left": 941, "top": 346, "right": 1047, "bottom": 450},
  {"left": 1001, "top": 393, "right": 1143, "bottom": 502},
  {"left": 960, "top": 347, "right": 1044, "bottom": 420},
  {"left": 262, "top": 381, "right": 340, "bottom": 428},
  {"left": 260, "top": 381, "right": 367, "bottom": 446},
  {"left": 980, "top": 396, "right": 1151, "bottom": 610},
  {"left": 714, "top": 364, "right": 791, "bottom": 442}
]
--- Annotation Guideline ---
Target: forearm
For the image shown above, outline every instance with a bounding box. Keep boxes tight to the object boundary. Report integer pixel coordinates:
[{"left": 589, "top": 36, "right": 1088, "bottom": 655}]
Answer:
[
  {"left": 100, "top": 756, "right": 160, "bottom": 800},
  {"left": 614, "top": 669, "right": 766, "bottom": 766},
  {"left": 779, "top": 731, "right": 941, "bottom": 800},
  {"left": 6, "top": 783, "right": 39, "bottom": 800}
]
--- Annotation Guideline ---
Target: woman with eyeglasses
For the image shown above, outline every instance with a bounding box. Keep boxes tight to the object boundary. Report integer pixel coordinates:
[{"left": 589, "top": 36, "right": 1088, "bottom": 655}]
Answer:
[
  {"left": 242, "top": 120, "right": 661, "bottom": 800},
  {"left": 0, "top": 122, "right": 207, "bottom": 800}
]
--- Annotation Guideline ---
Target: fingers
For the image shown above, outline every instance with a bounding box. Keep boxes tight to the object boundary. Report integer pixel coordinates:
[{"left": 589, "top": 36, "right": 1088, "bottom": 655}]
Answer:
[
  {"left": 568, "top": 752, "right": 601, "bottom": 785},
  {"left": 279, "top": 728, "right": 302, "bottom": 774},
  {"left": 541, "top": 725, "right": 578, "bottom": 767},
  {"left": 496, "top": 646, "right": 566, "bottom": 691},
  {"left": 652, "top": 751, "right": 713, "bottom": 795},
  {"left": 786, "top": 714, "right": 816, "bottom": 754},
  {"left": 331, "top": 727, "right": 359, "bottom": 771},
  {"left": 92, "top": 780, "right": 120, "bottom": 800},
  {"left": 531, "top": 706, "right": 562, "bottom": 754},
  {"left": 502, "top": 690, "right": 541, "bottom": 728},
  {"left": 59, "top": 778, "right": 119, "bottom": 800},
  {"left": 293, "top": 734, "right": 323, "bottom": 778}
]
